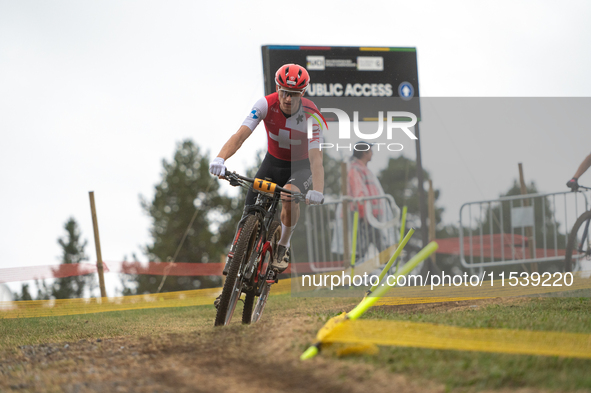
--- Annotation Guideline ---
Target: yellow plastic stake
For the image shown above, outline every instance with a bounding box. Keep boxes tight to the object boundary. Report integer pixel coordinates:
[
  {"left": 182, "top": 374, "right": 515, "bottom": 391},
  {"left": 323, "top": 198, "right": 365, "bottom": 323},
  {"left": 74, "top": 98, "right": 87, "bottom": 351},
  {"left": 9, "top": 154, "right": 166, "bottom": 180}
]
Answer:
[
  {"left": 300, "top": 344, "right": 320, "bottom": 360},
  {"left": 350, "top": 211, "right": 359, "bottom": 280},
  {"left": 399, "top": 206, "right": 407, "bottom": 245},
  {"left": 368, "top": 228, "right": 415, "bottom": 294},
  {"left": 348, "top": 241, "right": 438, "bottom": 320},
  {"left": 393, "top": 206, "right": 408, "bottom": 275},
  {"left": 300, "top": 241, "right": 439, "bottom": 360}
]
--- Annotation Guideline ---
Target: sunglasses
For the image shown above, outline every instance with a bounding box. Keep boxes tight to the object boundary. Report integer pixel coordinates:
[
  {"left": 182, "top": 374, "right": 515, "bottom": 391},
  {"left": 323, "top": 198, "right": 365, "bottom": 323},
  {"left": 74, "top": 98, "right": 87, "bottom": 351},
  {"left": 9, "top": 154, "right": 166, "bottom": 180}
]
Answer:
[{"left": 278, "top": 88, "right": 304, "bottom": 98}]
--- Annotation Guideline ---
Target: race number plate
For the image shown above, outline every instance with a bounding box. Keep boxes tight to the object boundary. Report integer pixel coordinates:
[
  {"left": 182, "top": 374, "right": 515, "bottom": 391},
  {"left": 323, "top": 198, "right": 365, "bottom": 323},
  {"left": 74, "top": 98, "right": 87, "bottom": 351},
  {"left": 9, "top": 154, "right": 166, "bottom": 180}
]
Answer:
[{"left": 254, "top": 178, "right": 277, "bottom": 193}]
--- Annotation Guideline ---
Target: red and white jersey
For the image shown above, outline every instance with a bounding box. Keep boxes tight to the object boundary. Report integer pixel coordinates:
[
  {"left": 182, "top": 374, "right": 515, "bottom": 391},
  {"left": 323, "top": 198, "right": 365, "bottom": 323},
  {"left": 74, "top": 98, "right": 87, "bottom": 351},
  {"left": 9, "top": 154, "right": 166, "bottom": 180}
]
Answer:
[{"left": 241, "top": 92, "right": 323, "bottom": 161}]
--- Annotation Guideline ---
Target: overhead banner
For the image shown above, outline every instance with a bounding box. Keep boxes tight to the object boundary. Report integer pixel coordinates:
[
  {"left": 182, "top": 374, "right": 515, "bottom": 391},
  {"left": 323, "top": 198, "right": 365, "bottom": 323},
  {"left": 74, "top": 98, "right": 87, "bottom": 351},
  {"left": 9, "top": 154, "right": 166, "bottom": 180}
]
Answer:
[{"left": 261, "top": 45, "right": 420, "bottom": 121}]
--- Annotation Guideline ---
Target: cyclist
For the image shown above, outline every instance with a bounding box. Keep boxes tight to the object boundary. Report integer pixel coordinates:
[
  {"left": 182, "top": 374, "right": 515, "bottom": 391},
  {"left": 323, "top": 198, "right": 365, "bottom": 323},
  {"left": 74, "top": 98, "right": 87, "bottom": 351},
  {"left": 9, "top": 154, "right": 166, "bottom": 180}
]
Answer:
[
  {"left": 209, "top": 64, "right": 325, "bottom": 274},
  {"left": 567, "top": 153, "right": 591, "bottom": 191}
]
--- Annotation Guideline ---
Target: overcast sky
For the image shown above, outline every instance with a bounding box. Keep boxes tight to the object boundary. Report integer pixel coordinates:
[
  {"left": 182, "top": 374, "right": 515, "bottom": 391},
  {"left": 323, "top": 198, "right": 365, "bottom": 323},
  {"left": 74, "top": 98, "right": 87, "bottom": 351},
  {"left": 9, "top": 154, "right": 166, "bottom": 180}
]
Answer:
[{"left": 1, "top": 0, "right": 591, "bottom": 287}]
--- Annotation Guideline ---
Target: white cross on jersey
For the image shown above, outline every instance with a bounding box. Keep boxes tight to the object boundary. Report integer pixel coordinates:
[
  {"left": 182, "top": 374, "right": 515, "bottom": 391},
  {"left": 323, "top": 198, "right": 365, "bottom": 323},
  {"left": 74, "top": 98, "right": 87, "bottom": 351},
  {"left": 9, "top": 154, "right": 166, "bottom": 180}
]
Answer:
[
  {"left": 269, "top": 129, "right": 302, "bottom": 149},
  {"left": 241, "top": 93, "right": 323, "bottom": 161}
]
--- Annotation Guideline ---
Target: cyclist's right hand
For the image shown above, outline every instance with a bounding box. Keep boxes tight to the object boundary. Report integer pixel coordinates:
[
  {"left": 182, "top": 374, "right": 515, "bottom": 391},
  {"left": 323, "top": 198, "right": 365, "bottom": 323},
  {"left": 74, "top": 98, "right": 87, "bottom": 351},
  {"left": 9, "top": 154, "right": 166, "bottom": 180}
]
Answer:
[
  {"left": 567, "top": 178, "right": 579, "bottom": 191},
  {"left": 209, "top": 157, "right": 226, "bottom": 177},
  {"left": 305, "top": 190, "right": 324, "bottom": 205}
]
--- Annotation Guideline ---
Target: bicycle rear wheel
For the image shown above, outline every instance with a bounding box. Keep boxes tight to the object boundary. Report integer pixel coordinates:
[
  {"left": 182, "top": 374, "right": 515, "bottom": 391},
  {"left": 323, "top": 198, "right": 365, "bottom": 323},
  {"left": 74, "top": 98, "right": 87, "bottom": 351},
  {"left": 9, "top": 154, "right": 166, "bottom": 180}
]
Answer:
[
  {"left": 214, "top": 215, "right": 259, "bottom": 326},
  {"left": 242, "top": 220, "right": 281, "bottom": 324},
  {"left": 564, "top": 211, "right": 591, "bottom": 273}
]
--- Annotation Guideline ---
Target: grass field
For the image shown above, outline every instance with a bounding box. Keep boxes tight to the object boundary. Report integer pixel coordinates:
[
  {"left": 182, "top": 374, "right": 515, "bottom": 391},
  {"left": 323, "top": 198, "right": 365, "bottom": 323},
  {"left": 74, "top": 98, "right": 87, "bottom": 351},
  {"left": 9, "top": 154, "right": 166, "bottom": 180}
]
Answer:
[{"left": 1, "top": 295, "right": 591, "bottom": 392}]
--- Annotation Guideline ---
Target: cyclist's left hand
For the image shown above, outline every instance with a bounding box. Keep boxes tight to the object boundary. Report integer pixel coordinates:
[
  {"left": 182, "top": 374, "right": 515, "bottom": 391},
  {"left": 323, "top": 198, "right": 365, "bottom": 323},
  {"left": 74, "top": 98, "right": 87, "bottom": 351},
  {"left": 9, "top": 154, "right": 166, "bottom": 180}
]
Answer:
[
  {"left": 567, "top": 177, "right": 579, "bottom": 191},
  {"left": 306, "top": 190, "right": 324, "bottom": 205}
]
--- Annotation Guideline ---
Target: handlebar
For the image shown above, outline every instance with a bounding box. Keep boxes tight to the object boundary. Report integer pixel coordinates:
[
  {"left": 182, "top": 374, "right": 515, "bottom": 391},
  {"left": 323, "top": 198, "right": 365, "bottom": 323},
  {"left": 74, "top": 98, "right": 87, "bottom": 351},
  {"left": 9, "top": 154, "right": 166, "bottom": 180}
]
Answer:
[
  {"left": 221, "top": 171, "right": 323, "bottom": 204},
  {"left": 567, "top": 180, "right": 591, "bottom": 192}
]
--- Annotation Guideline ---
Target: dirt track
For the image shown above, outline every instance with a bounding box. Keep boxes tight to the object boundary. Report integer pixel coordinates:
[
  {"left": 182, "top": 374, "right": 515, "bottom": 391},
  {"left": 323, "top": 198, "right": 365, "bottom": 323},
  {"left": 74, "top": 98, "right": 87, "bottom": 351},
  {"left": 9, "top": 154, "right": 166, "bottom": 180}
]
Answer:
[
  {"left": 2, "top": 298, "right": 545, "bottom": 393},
  {"left": 0, "top": 301, "right": 454, "bottom": 393}
]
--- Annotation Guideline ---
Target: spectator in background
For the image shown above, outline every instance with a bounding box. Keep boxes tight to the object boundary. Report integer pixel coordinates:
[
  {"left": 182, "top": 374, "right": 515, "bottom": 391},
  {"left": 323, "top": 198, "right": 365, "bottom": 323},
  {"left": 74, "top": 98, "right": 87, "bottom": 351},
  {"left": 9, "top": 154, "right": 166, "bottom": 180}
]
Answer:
[
  {"left": 347, "top": 141, "right": 397, "bottom": 258},
  {"left": 567, "top": 153, "right": 591, "bottom": 191}
]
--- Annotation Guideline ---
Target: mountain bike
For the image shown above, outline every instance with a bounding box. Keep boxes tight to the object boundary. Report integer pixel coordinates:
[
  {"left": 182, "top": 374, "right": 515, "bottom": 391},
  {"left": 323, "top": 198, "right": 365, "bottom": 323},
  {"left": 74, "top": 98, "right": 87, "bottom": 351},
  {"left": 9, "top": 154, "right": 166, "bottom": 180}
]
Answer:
[
  {"left": 565, "top": 184, "right": 591, "bottom": 272},
  {"left": 214, "top": 171, "right": 307, "bottom": 327}
]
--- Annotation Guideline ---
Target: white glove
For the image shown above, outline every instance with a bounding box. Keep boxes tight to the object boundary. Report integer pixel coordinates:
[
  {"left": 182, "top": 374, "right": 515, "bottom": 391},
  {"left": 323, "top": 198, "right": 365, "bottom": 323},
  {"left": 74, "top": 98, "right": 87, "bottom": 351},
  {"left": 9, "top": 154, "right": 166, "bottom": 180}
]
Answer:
[
  {"left": 209, "top": 157, "right": 226, "bottom": 177},
  {"left": 306, "top": 190, "right": 324, "bottom": 205}
]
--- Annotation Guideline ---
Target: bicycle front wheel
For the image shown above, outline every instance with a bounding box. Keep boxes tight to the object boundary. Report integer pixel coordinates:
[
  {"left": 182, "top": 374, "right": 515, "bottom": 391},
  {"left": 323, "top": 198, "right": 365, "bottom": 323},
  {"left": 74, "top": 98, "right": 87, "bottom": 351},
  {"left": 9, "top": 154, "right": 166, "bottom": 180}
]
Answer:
[
  {"left": 242, "top": 220, "right": 281, "bottom": 324},
  {"left": 564, "top": 210, "right": 591, "bottom": 273},
  {"left": 214, "top": 215, "right": 259, "bottom": 326}
]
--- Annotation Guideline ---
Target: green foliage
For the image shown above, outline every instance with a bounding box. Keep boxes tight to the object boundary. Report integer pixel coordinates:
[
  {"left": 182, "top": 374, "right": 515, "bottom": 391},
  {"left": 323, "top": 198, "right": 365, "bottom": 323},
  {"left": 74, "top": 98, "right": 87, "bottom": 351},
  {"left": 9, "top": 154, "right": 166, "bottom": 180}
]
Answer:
[
  {"left": 51, "top": 218, "right": 90, "bottom": 299},
  {"left": 23, "top": 218, "right": 90, "bottom": 300},
  {"left": 128, "top": 140, "right": 232, "bottom": 294},
  {"left": 215, "top": 150, "right": 266, "bottom": 252},
  {"left": 378, "top": 155, "right": 443, "bottom": 228},
  {"left": 13, "top": 283, "right": 33, "bottom": 301}
]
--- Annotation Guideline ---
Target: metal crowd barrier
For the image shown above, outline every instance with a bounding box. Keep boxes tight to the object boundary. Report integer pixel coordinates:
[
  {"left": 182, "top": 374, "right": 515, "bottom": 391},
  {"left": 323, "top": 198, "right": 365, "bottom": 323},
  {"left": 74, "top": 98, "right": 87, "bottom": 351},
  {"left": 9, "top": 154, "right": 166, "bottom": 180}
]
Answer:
[
  {"left": 303, "top": 195, "right": 400, "bottom": 273},
  {"left": 459, "top": 191, "right": 589, "bottom": 270}
]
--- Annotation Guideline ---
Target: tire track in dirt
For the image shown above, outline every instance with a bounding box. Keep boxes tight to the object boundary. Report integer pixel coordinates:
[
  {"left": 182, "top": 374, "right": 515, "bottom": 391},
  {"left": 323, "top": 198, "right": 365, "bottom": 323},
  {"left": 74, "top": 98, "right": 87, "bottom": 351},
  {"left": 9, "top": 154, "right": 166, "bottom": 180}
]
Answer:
[{"left": 1, "top": 306, "right": 446, "bottom": 393}]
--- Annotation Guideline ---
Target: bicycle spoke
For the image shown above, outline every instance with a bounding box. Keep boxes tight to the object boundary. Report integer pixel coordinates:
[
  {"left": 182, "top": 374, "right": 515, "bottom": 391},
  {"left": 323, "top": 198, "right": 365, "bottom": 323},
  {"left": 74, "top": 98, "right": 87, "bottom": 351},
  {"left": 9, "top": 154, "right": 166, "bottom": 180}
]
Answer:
[
  {"left": 225, "top": 274, "right": 244, "bottom": 325},
  {"left": 252, "top": 283, "right": 271, "bottom": 322}
]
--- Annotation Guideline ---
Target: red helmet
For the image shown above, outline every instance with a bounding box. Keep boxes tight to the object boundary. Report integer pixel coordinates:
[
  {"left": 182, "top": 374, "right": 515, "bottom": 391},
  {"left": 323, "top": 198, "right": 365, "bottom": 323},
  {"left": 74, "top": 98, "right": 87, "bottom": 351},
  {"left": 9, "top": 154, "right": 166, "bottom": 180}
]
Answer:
[{"left": 275, "top": 64, "right": 310, "bottom": 91}]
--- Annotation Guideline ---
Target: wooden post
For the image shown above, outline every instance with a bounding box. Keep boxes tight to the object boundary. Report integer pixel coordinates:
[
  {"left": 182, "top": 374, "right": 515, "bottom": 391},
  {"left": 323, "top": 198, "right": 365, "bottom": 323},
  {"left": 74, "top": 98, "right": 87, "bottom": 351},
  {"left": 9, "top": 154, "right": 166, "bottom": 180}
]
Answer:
[
  {"left": 89, "top": 192, "right": 107, "bottom": 298},
  {"left": 518, "top": 163, "right": 538, "bottom": 273},
  {"left": 340, "top": 162, "right": 350, "bottom": 267},
  {"left": 428, "top": 180, "right": 437, "bottom": 267}
]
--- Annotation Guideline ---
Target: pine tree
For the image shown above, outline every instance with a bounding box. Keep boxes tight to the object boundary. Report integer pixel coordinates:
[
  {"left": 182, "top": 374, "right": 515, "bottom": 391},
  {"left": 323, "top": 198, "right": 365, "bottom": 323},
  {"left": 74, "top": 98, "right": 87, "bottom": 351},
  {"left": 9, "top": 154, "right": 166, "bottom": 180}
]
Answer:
[
  {"left": 216, "top": 150, "right": 266, "bottom": 249},
  {"left": 14, "top": 283, "right": 33, "bottom": 301},
  {"left": 51, "top": 218, "right": 89, "bottom": 299},
  {"left": 378, "top": 155, "right": 444, "bottom": 232},
  {"left": 132, "top": 140, "right": 232, "bottom": 294}
]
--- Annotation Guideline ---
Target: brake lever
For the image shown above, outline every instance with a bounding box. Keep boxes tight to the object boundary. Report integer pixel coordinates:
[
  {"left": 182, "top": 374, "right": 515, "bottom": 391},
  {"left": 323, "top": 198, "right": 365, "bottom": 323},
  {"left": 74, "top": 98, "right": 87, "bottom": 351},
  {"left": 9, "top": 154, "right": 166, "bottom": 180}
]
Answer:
[{"left": 222, "top": 170, "right": 242, "bottom": 187}]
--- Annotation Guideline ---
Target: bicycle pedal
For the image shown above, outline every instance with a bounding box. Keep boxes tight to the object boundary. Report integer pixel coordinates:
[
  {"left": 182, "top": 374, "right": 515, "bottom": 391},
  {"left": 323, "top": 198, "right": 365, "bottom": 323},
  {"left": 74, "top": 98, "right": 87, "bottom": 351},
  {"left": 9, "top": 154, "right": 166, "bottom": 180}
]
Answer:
[{"left": 266, "top": 271, "right": 278, "bottom": 284}]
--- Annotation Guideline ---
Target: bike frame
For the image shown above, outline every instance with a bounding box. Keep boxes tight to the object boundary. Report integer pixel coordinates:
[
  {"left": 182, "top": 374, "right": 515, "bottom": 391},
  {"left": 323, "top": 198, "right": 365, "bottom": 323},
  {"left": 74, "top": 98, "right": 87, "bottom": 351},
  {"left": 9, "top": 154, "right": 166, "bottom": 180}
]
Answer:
[{"left": 216, "top": 171, "right": 305, "bottom": 325}]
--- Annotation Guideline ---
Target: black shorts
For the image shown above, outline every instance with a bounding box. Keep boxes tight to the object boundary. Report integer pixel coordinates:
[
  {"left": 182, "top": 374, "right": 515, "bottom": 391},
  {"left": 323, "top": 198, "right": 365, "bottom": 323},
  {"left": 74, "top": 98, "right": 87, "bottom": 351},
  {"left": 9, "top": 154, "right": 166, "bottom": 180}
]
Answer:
[{"left": 245, "top": 153, "right": 312, "bottom": 206}]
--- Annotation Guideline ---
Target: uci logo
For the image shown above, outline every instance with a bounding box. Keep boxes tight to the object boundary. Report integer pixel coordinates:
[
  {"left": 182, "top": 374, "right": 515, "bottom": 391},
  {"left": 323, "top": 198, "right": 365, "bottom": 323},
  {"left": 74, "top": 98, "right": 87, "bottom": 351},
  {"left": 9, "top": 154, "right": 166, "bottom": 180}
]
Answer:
[{"left": 306, "top": 56, "right": 325, "bottom": 71}]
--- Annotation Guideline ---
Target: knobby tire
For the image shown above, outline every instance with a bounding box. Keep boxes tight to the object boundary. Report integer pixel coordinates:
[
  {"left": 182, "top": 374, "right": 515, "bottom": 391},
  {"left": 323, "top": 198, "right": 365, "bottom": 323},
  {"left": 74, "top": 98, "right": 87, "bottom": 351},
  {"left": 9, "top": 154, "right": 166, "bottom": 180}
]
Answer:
[
  {"left": 214, "top": 215, "right": 259, "bottom": 326},
  {"left": 564, "top": 210, "right": 591, "bottom": 273}
]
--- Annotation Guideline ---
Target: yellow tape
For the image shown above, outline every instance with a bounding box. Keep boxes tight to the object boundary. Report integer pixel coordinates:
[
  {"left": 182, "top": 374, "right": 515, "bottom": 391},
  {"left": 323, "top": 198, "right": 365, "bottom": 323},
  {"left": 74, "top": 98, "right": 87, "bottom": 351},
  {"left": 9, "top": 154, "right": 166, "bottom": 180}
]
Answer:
[
  {"left": 324, "top": 319, "right": 591, "bottom": 359},
  {"left": 0, "top": 278, "right": 296, "bottom": 319},
  {"left": 0, "top": 287, "right": 220, "bottom": 319},
  {"left": 317, "top": 312, "right": 348, "bottom": 342},
  {"left": 301, "top": 242, "right": 439, "bottom": 360}
]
